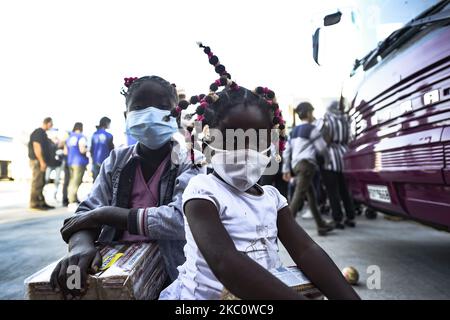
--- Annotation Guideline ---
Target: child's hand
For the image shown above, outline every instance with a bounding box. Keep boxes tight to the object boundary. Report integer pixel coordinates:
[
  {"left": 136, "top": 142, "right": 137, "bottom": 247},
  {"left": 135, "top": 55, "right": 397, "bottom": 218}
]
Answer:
[{"left": 50, "top": 243, "right": 101, "bottom": 299}]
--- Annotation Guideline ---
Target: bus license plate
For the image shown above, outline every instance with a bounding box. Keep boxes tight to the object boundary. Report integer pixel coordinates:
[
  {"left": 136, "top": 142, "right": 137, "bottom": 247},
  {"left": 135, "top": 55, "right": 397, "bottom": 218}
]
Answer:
[{"left": 367, "top": 185, "right": 391, "bottom": 203}]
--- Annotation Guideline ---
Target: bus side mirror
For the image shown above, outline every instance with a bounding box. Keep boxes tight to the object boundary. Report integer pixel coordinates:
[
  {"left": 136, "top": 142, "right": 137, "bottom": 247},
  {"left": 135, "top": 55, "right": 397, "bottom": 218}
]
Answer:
[
  {"left": 312, "top": 11, "right": 342, "bottom": 65},
  {"left": 312, "top": 28, "right": 320, "bottom": 65},
  {"left": 324, "top": 11, "right": 342, "bottom": 26}
]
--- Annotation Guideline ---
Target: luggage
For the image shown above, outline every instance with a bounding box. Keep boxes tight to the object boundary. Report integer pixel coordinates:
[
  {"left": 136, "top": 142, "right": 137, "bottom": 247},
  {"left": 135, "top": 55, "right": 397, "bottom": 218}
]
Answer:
[{"left": 24, "top": 242, "right": 166, "bottom": 300}]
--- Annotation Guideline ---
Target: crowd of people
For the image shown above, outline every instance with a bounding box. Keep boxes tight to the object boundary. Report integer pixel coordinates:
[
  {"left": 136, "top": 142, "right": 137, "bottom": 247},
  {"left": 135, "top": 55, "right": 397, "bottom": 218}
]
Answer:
[
  {"left": 28, "top": 117, "right": 114, "bottom": 210},
  {"left": 30, "top": 43, "right": 361, "bottom": 300}
]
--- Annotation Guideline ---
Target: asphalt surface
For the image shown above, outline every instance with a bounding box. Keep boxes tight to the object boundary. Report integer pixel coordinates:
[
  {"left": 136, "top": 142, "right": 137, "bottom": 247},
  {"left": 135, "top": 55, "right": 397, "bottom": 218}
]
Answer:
[
  {"left": 0, "top": 181, "right": 449, "bottom": 300},
  {"left": 0, "top": 181, "right": 83, "bottom": 299},
  {"left": 280, "top": 211, "right": 450, "bottom": 299},
  {"left": 0, "top": 212, "right": 70, "bottom": 299}
]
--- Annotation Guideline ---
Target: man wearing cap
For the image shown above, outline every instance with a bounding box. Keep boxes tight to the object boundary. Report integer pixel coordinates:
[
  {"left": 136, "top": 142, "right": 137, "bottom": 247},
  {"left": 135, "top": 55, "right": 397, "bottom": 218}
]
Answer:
[
  {"left": 282, "top": 102, "right": 334, "bottom": 236},
  {"left": 91, "top": 117, "right": 114, "bottom": 181}
]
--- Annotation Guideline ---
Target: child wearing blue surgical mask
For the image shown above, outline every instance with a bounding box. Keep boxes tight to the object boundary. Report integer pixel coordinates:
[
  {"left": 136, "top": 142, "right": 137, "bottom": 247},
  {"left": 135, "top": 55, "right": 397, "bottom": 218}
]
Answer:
[
  {"left": 159, "top": 44, "right": 360, "bottom": 300},
  {"left": 51, "top": 76, "right": 205, "bottom": 299}
]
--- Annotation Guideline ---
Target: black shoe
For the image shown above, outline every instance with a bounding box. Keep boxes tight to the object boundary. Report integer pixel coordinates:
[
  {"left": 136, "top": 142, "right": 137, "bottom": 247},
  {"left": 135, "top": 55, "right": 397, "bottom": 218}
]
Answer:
[
  {"left": 30, "top": 205, "right": 50, "bottom": 211},
  {"left": 345, "top": 219, "right": 356, "bottom": 228},
  {"left": 42, "top": 203, "right": 55, "bottom": 210},
  {"left": 334, "top": 222, "right": 345, "bottom": 229},
  {"left": 318, "top": 227, "right": 333, "bottom": 236},
  {"left": 319, "top": 205, "right": 330, "bottom": 215},
  {"left": 317, "top": 222, "right": 334, "bottom": 236}
]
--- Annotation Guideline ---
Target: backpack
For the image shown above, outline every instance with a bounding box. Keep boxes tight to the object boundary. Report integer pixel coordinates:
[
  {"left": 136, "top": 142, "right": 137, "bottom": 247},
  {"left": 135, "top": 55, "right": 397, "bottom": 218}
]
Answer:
[{"left": 45, "top": 139, "right": 62, "bottom": 167}]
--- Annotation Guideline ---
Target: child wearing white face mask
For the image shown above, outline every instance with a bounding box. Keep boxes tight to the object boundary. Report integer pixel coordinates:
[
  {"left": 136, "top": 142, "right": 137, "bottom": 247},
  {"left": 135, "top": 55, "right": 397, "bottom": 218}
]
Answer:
[{"left": 159, "top": 44, "right": 360, "bottom": 300}]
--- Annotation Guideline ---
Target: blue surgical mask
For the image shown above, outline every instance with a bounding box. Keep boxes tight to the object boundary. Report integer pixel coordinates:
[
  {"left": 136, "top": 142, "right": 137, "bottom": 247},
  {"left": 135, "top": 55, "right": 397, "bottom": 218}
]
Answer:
[{"left": 126, "top": 107, "right": 178, "bottom": 150}]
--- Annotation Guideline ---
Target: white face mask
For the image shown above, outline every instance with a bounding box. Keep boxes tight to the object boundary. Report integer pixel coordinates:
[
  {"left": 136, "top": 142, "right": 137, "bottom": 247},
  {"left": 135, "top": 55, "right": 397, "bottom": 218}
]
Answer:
[{"left": 209, "top": 146, "right": 271, "bottom": 192}]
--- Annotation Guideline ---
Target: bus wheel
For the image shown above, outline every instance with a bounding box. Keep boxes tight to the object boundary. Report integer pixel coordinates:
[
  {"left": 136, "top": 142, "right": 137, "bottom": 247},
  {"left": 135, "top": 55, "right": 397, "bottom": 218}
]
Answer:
[{"left": 364, "top": 208, "right": 377, "bottom": 220}]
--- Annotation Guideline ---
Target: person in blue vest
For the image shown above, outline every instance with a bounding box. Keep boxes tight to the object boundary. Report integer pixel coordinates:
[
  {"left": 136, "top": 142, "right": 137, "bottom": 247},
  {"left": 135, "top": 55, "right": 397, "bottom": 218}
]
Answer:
[
  {"left": 65, "top": 122, "right": 89, "bottom": 206},
  {"left": 91, "top": 117, "right": 114, "bottom": 181}
]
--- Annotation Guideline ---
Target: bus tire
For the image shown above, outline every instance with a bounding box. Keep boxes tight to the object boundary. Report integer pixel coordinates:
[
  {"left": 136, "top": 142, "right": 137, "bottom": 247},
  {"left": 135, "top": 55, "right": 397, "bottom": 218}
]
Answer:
[{"left": 365, "top": 208, "right": 377, "bottom": 220}]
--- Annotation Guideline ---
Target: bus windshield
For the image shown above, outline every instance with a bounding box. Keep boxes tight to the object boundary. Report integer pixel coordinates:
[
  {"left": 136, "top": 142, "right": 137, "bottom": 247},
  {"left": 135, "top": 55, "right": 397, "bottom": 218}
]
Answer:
[
  {"left": 314, "top": 0, "right": 444, "bottom": 77},
  {"left": 351, "top": 0, "right": 443, "bottom": 64}
]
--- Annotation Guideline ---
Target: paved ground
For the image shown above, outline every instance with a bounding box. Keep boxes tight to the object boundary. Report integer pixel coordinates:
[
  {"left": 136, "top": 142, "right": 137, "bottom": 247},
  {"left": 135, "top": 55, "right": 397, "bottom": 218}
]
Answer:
[
  {"left": 0, "top": 180, "right": 449, "bottom": 300},
  {"left": 280, "top": 212, "right": 450, "bottom": 300},
  {"left": 0, "top": 212, "right": 71, "bottom": 299},
  {"left": 0, "top": 181, "right": 86, "bottom": 299}
]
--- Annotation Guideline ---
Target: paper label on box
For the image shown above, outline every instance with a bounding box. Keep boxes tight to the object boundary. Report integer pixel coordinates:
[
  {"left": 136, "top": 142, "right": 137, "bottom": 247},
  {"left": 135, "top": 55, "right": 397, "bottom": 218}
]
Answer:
[
  {"left": 100, "top": 253, "right": 124, "bottom": 271},
  {"left": 116, "top": 243, "right": 146, "bottom": 271},
  {"left": 270, "top": 266, "right": 311, "bottom": 287}
]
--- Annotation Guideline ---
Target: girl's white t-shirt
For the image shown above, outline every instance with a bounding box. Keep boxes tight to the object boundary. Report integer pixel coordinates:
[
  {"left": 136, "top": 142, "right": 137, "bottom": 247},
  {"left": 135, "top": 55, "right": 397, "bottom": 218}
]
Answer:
[{"left": 159, "top": 173, "right": 288, "bottom": 300}]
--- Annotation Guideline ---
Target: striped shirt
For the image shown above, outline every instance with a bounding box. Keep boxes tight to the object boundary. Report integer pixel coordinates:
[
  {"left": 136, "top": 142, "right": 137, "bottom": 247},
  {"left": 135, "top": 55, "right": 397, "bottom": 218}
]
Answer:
[{"left": 322, "top": 108, "right": 351, "bottom": 172}]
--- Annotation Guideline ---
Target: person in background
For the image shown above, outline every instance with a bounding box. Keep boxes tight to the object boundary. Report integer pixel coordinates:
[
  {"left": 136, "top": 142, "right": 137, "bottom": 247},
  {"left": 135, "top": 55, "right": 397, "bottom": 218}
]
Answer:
[
  {"left": 65, "top": 122, "right": 89, "bottom": 207},
  {"left": 91, "top": 117, "right": 114, "bottom": 181},
  {"left": 286, "top": 116, "right": 329, "bottom": 220},
  {"left": 311, "top": 117, "right": 331, "bottom": 217},
  {"left": 28, "top": 117, "right": 55, "bottom": 210},
  {"left": 61, "top": 131, "right": 70, "bottom": 207},
  {"left": 61, "top": 149, "right": 70, "bottom": 207},
  {"left": 45, "top": 131, "right": 64, "bottom": 200},
  {"left": 321, "top": 100, "right": 356, "bottom": 229},
  {"left": 282, "top": 102, "right": 334, "bottom": 236}
]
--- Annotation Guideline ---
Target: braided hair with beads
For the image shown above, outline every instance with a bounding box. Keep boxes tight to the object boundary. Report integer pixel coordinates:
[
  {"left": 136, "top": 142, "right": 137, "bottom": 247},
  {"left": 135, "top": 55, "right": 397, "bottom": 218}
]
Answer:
[{"left": 171, "top": 43, "right": 288, "bottom": 166}]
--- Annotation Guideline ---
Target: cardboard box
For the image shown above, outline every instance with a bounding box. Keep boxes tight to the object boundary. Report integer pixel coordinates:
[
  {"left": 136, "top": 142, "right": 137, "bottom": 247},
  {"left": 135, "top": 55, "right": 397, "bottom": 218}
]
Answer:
[
  {"left": 221, "top": 266, "right": 324, "bottom": 300},
  {"left": 24, "top": 242, "right": 167, "bottom": 300}
]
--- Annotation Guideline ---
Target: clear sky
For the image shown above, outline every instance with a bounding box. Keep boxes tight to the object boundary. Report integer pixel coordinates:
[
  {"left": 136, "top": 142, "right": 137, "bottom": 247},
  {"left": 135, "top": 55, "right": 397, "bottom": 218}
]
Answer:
[
  {"left": 1, "top": 0, "right": 432, "bottom": 146},
  {"left": 0, "top": 0, "right": 355, "bottom": 144}
]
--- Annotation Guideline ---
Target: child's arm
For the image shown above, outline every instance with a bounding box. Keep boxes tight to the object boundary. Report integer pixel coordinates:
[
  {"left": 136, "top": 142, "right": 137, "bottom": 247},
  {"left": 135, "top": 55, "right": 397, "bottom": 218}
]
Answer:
[
  {"left": 277, "top": 206, "right": 360, "bottom": 300},
  {"left": 60, "top": 164, "right": 204, "bottom": 242},
  {"left": 184, "top": 198, "right": 305, "bottom": 300}
]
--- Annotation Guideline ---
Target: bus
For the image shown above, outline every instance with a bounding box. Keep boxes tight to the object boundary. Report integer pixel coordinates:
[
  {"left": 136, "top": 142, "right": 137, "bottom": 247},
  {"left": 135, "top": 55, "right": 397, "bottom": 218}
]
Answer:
[
  {"left": 313, "top": 0, "right": 450, "bottom": 230},
  {"left": 0, "top": 135, "right": 14, "bottom": 180}
]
